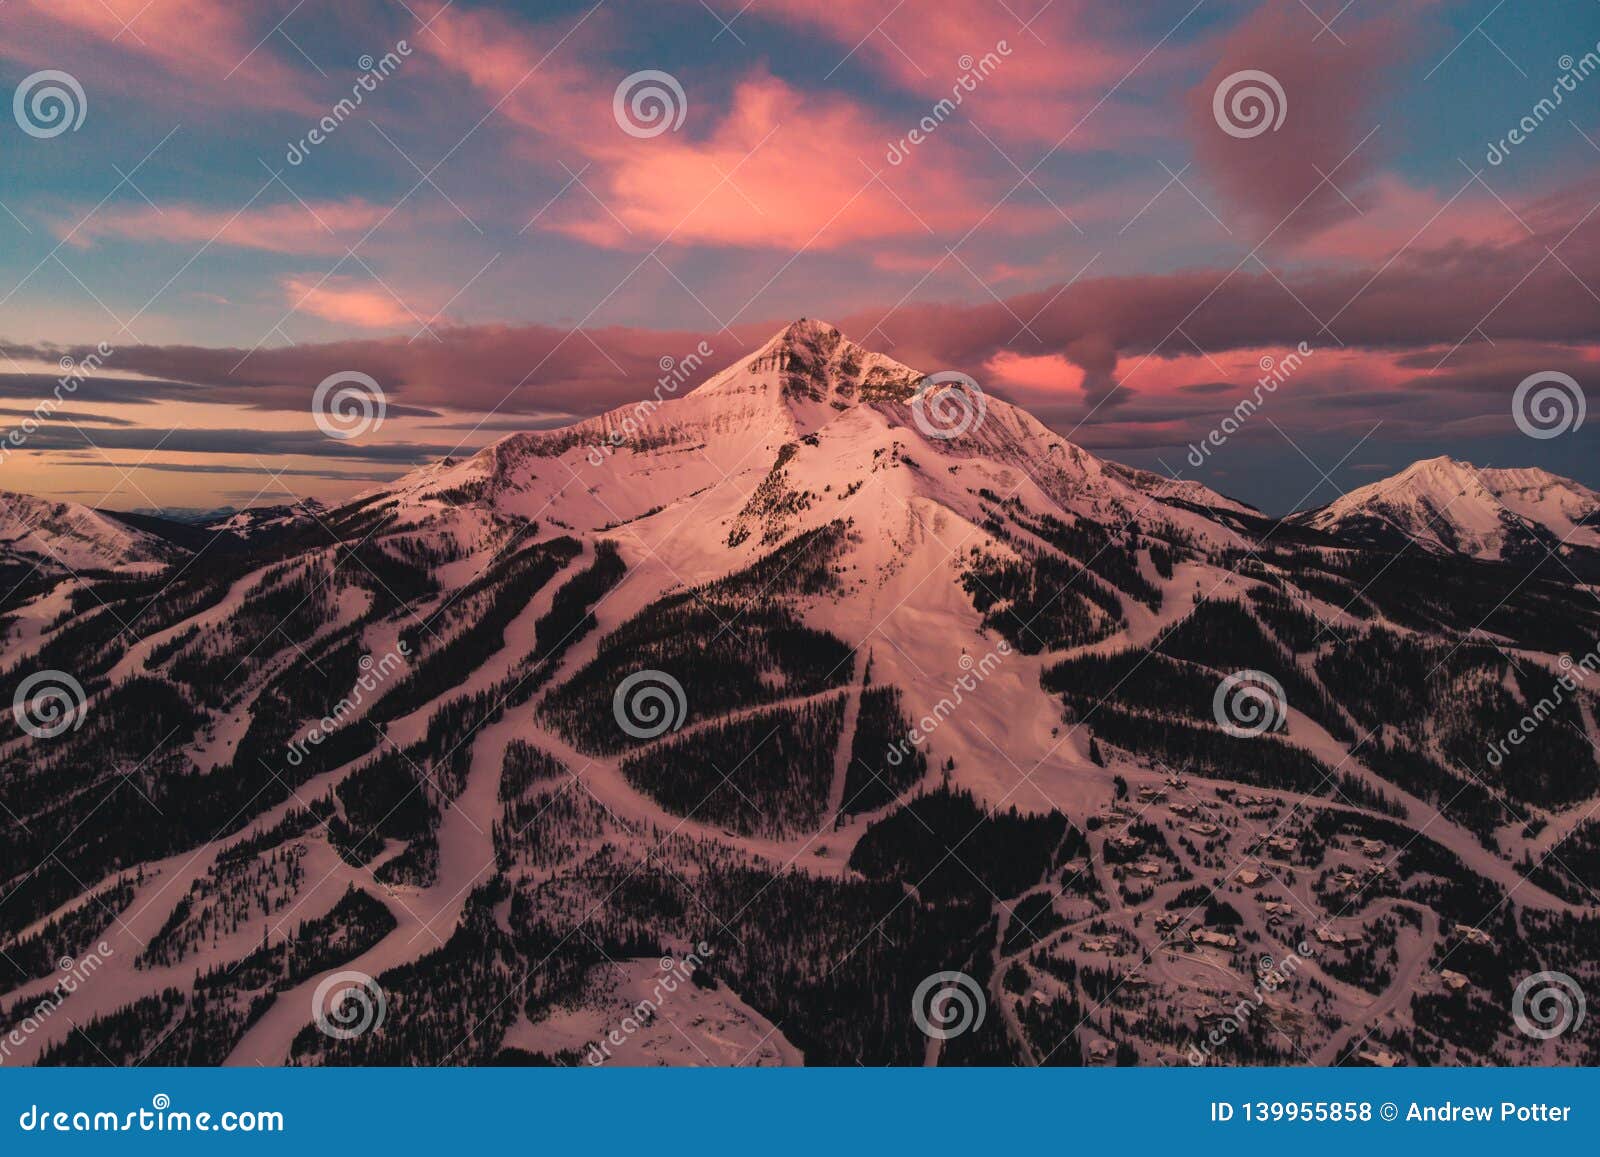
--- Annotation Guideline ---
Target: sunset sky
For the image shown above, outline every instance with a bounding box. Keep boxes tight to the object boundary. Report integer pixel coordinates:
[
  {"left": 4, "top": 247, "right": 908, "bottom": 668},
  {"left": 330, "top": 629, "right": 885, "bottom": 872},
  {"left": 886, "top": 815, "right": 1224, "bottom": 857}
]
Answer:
[{"left": 1, "top": 0, "right": 1597, "bottom": 514}]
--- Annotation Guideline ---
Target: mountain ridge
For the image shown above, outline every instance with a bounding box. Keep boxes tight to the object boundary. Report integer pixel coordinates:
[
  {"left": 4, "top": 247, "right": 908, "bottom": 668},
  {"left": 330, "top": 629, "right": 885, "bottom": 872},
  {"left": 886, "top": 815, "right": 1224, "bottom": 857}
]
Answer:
[
  {"left": 1293, "top": 454, "right": 1600, "bottom": 561},
  {"left": 2, "top": 319, "right": 1599, "bottom": 1069}
]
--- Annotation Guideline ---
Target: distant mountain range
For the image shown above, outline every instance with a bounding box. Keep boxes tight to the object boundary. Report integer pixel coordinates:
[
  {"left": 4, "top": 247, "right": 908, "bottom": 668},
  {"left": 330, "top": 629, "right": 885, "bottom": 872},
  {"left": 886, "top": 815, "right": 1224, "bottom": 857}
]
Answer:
[
  {"left": 1, "top": 320, "right": 1597, "bottom": 1070},
  {"left": 1293, "top": 457, "right": 1600, "bottom": 562}
]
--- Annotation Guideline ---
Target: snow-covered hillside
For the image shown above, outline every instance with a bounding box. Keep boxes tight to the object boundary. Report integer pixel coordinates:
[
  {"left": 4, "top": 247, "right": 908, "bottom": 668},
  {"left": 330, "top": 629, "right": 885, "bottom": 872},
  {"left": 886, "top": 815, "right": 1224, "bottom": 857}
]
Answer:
[
  {"left": 3, "top": 321, "right": 1599, "bottom": 1072},
  {"left": 203, "top": 498, "right": 328, "bottom": 540},
  {"left": 0, "top": 489, "right": 173, "bottom": 572},
  {"left": 1295, "top": 456, "right": 1600, "bottom": 560},
  {"left": 377, "top": 319, "right": 1248, "bottom": 550}
]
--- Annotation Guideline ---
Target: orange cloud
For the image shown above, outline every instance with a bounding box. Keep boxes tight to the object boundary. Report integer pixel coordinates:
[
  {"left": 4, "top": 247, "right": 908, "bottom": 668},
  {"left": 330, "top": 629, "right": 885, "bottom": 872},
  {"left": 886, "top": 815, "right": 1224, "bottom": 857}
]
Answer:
[{"left": 986, "top": 350, "right": 1085, "bottom": 393}]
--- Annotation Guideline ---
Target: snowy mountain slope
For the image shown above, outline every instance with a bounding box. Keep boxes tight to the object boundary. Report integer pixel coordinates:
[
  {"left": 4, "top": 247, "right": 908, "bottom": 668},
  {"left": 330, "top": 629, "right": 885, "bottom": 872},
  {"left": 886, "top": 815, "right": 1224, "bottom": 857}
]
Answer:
[
  {"left": 4, "top": 321, "right": 1600, "bottom": 1071},
  {"left": 1294, "top": 456, "right": 1600, "bottom": 560},
  {"left": 1102, "top": 461, "right": 1259, "bottom": 519},
  {"left": 0, "top": 489, "right": 175, "bottom": 572},
  {"left": 203, "top": 498, "right": 328, "bottom": 540},
  {"left": 376, "top": 319, "right": 1248, "bottom": 552}
]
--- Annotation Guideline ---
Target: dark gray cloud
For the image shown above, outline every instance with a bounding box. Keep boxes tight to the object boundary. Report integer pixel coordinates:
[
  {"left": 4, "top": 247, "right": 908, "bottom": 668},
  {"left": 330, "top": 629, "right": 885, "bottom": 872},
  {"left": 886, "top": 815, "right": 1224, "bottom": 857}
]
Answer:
[
  {"left": 6, "top": 425, "right": 463, "bottom": 463},
  {"left": 0, "top": 406, "right": 138, "bottom": 426}
]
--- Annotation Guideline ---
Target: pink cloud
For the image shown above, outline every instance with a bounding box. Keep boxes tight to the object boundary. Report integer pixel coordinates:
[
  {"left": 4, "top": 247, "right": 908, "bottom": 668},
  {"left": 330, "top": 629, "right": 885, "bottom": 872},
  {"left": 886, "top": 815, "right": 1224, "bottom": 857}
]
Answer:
[
  {"left": 414, "top": 7, "right": 1039, "bottom": 251},
  {"left": 66, "top": 200, "right": 393, "bottom": 256},
  {"left": 556, "top": 74, "right": 1017, "bottom": 250},
  {"left": 1186, "top": 1, "right": 1426, "bottom": 238},
  {"left": 695, "top": 0, "right": 1164, "bottom": 150},
  {"left": 985, "top": 350, "right": 1085, "bottom": 393},
  {"left": 283, "top": 277, "right": 420, "bottom": 329},
  {"left": 1289, "top": 175, "right": 1528, "bottom": 265},
  {"left": 8, "top": 0, "right": 319, "bottom": 115}
]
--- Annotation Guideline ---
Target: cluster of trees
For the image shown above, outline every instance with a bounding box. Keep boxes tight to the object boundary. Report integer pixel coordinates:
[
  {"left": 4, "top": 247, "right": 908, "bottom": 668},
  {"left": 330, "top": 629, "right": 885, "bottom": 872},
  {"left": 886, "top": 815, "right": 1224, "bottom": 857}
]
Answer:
[
  {"left": 1156, "top": 598, "right": 1351, "bottom": 741},
  {"left": 531, "top": 540, "right": 625, "bottom": 661},
  {"left": 35, "top": 886, "right": 395, "bottom": 1065},
  {"left": 726, "top": 443, "right": 814, "bottom": 548},
  {"left": 495, "top": 778, "right": 612, "bottom": 872},
  {"left": 372, "top": 536, "right": 580, "bottom": 724},
  {"left": 499, "top": 739, "right": 570, "bottom": 801},
  {"left": 1007, "top": 502, "right": 1163, "bottom": 609},
  {"left": 0, "top": 676, "right": 204, "bottom": 933},
  {"left": 849, "top": 785, "right": 1071, "bottom": 902},
  {"left": 140, "top": 842, "right": 306, "bottom": 968},
  {"left": 620, "top": 697, "right": 845, "bottom": 838},
  {"left": 1319, "top": 627, "right": 1599, "bottom": 812},
  {"left": 1086, "top": 707, "right": 1334, "bottom": 795},
  {"left": 543, "top": 594, "right": 852, "bottom": 754},
  {"left": 1045, "top": 649, "right": 1218, "bottom": 724},
  {"left": 1247, "top": 586, "right": 1333, "bottom": 652},
  {"left": 841, "top": 685, "right": 926, "bottom": 814},
  {"left": 328, "top": 749, "right": 439, "bottom": 869},
  {"left": 165, "top": 562, "right": 337, "bottom": 697},
  {"left": 962, "top": 549, "right": 1120, "bottom": 654},
  {"left": 0, "top": 876, "right": 138, "bottom": 988}
]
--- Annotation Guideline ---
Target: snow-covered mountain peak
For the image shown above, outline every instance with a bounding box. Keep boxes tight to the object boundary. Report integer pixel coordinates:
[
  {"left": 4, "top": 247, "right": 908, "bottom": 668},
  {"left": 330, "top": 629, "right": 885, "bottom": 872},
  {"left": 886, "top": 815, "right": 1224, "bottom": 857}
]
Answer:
[
  {"left": 0, "top": 489, "right": 173, "bottom": 572},
  {"left": 374, "top": 320, "right": 1253, "bottom": 550},
  {"left": 687, "top": 316, "right": 923, "bottom": 429},
  {"left": 1297, "top": 456, "right": 1600, "bottom": 559}
]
